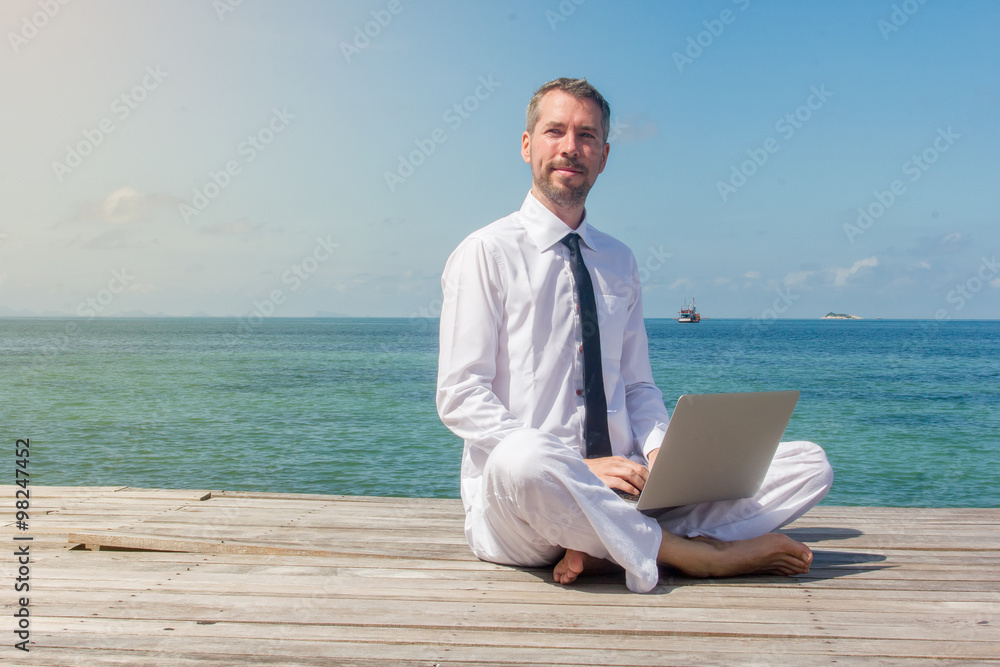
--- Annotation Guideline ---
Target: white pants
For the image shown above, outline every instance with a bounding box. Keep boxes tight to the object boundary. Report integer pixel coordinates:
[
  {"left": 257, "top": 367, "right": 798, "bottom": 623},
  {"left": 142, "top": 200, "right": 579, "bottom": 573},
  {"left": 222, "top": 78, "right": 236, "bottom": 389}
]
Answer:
[{"left": 465, "top": 428, "right": 833, "bottom": 593}]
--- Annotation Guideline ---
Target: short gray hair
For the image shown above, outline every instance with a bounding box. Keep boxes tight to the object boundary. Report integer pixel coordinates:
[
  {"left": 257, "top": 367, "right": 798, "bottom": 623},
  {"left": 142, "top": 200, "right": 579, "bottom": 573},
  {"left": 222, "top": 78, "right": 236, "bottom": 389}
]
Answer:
[{"left": 525, "top": 77, "right": 611, "bottom": 143}]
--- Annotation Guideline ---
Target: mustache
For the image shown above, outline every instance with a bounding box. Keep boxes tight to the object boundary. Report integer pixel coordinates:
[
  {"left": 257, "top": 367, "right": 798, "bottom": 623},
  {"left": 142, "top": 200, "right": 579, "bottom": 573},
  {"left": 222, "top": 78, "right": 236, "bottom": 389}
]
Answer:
[{"left": 547, "top": 158, "right": 585, "bottom": 172}]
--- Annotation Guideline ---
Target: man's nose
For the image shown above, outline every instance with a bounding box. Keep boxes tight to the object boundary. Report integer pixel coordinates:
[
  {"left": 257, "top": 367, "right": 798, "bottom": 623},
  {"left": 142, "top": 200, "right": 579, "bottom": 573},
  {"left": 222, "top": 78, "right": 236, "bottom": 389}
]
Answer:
[{"left": 559, "top": 134, "right": 579, "bottom": 157}]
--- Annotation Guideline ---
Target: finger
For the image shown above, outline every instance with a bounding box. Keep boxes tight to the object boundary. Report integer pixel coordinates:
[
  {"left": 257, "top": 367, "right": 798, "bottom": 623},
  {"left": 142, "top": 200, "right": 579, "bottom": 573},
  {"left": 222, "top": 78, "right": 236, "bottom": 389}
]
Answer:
[
  {"left": 606, "top": 461, "right": 649, "bottom": 493},
  {"left": 604, "top": 475, "right": 641, "bottom": 496},
  {"left": 632, "top": 472, "right": 647, "bottom": 493},
  {"left": 624, "top": 464, "right": 649, "bottom": 491},
  {"left": 608, "top": 457, "right": 648, "bottom": 479}
]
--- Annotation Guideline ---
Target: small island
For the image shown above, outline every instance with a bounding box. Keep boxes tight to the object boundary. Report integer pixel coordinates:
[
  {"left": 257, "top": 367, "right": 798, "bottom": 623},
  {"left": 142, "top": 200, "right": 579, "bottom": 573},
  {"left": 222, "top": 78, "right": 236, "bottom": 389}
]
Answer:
[{"left": 822, "top": 312, "right": 863, "bottom": 320}]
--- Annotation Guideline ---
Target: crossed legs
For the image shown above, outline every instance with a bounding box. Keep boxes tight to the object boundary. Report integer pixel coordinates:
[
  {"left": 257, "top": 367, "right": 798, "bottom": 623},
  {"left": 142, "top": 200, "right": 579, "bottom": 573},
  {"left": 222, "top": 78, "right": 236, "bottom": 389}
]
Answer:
[{"left": 467, "top": 429, "right": 833, "bottom": 592}]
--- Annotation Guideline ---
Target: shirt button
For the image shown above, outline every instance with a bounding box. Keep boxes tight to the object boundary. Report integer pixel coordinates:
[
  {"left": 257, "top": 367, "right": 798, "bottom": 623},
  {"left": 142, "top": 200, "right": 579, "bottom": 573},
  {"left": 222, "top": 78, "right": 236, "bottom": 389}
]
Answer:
[{"left": 576, "top": 389, "right": 583, "bottom": 396}]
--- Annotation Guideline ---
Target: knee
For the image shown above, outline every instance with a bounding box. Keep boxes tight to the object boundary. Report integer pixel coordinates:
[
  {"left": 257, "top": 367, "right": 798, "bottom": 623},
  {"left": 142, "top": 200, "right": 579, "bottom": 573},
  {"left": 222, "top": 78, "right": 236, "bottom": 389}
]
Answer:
[
  {"left": 486, "top": 428, "right": 557, "bottom": 488},
  {"left": 787, "top": 440, "right": 834, "bottom": 490},
  {"left": 484, "top": 428, "right": 571, "bottom": 488}
]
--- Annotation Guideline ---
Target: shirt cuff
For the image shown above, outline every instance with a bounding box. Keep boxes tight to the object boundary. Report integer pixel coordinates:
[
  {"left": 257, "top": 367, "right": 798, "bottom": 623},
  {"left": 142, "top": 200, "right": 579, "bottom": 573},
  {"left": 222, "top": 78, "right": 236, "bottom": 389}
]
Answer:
[{"left": 641, "top": 425, "right": 668, "bottom": 460}]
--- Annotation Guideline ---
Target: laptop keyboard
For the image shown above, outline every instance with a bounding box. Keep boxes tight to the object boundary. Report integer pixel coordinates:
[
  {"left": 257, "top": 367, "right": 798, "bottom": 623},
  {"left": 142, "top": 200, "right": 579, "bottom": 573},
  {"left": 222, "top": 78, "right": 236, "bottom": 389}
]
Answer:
[{"left": 614, "top": 489, "right": 640, "bottom": 503}]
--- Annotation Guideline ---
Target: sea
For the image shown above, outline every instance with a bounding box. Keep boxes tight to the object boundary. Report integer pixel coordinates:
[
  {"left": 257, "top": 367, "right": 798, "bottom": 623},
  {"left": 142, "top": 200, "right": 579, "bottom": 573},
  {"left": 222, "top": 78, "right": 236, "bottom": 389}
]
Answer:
[{"left": 2, "top": 317, "right": 998, "bottom": 508}]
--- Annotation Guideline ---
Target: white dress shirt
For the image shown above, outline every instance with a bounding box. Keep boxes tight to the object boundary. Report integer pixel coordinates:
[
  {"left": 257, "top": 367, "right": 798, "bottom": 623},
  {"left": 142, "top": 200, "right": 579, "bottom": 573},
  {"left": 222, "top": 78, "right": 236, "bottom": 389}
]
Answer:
[{"left": 437, "top": 192, "right": 670, "bottom": 513}]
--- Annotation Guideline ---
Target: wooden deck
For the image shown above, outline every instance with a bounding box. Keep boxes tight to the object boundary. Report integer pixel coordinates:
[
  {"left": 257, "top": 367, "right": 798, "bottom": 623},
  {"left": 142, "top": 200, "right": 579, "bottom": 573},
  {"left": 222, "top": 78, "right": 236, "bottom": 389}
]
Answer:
[{"left": 2, "top": 486, "right": 997, "bottom": 665}]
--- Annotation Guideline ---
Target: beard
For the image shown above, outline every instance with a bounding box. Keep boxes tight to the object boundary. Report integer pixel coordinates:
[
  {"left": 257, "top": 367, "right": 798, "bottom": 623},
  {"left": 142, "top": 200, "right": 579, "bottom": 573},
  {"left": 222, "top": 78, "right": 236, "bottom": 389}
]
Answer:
[{"left": 533, "top": 159, "right": 593, "bottom": 209}]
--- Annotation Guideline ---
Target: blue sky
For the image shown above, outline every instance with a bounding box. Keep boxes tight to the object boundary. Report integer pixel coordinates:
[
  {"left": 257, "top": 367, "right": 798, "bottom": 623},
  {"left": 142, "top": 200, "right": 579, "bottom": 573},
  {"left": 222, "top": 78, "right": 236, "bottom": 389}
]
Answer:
[{"left": 1, "top": 0, "right": 997, "bottom": 319}]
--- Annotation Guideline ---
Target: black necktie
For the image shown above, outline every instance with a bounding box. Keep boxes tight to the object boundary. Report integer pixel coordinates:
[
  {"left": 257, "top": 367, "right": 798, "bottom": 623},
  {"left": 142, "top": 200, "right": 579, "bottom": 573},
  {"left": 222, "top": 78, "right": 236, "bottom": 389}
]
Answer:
[{"left": 562, "top": 233, "right": 613, "bottom": 459}]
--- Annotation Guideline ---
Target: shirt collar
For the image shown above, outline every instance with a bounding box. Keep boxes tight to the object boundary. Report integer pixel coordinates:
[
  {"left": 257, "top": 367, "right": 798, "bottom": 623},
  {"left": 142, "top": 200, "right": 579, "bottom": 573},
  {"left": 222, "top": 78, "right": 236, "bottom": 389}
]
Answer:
[{"left": 518, "top": 191, "right": 597, "bottom": 253}]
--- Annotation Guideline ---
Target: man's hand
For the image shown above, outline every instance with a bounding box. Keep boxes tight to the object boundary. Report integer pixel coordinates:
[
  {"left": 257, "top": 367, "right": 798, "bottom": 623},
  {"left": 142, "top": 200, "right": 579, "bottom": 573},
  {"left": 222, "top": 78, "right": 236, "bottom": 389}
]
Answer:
[
  {"left": 646, "top": 448, "right": 659, "bottom": 471},
  {"left": 584, "top": 456, "right": 650, "bottom": 495}
]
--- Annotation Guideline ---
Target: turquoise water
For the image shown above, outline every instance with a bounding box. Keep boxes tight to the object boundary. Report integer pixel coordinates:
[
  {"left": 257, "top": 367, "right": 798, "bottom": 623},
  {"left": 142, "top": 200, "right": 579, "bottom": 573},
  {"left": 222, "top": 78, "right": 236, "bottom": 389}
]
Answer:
[{"left": 2, "top": 318, "right": 998, "bottom": 507}]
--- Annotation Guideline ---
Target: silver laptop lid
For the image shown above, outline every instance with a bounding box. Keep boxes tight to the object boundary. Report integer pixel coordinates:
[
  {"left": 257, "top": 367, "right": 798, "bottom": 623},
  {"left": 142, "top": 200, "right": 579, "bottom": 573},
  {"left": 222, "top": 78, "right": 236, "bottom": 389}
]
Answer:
[{"left": 636, "top": 390, "right": 799, "bottom": 512}]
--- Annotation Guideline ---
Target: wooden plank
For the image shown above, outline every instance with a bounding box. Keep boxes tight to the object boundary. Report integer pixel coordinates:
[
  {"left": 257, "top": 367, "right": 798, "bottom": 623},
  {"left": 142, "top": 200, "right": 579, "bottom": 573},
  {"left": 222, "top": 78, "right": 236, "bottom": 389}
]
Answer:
[
  {"left": 81, "top": 518, "right": 471, "bottom": 541},
  {"left": 26, "top": 579, "right": 1000, "bottom": 613},
  {"left": 22, "top": 594, "right": 1000, "bottom": 646},
  {"left": 27, "top": 543, "right": 1000, "bottom": 576},
  {"left": 19, "top": 627, "right": 1000, "bottom": 662},
  {"left": 2, "top": 485, "right": 215, "bottom": 502},
  {"left": 33, "top": 618, "right": 998, "bottom": 654},
  {"left": 215, "top": 489, "right": 462, "bottom": 508},
  {"left": 66, "top": 531, "right": 473, "bottom": 560},
  {"left": 6, "top": 649, "right": 551, "bottom": 667},
  {"left": 33, "top": 559, "right": 1000, "bottom": 595},
  {"left": 8, "top": 649, "right": 975, "bottom": 667},
  {"left": 31, "top": 570, "right": 1000, "bottom": 609}
]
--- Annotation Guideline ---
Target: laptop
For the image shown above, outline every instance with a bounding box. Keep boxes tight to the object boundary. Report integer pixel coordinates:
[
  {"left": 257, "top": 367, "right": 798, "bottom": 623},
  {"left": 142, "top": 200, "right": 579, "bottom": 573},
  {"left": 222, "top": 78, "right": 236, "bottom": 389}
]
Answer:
[{"left": 630, "top": 390, "right": 800, "bottom": 514}]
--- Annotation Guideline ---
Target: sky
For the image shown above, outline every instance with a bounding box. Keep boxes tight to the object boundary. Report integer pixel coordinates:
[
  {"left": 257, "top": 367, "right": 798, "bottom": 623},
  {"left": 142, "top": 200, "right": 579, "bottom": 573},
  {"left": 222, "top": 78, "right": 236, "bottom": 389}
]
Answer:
[{"left": 1, "top": 0, "right": 997, "bottom": 320}]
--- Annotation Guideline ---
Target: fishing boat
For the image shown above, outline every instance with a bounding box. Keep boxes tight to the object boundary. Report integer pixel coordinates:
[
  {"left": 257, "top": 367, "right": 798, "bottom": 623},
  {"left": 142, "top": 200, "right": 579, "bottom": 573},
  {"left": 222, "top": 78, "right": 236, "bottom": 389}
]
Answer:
[{"left": 678, "top": 298, "right": 701, "bottom": 323}]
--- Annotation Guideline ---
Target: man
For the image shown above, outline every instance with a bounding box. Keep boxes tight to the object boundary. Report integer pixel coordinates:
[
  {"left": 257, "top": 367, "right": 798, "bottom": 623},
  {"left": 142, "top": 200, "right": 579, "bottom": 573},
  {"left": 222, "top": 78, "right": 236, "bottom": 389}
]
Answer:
[{"left": 436, "top": 78, "right": 832, "bottom": 593}]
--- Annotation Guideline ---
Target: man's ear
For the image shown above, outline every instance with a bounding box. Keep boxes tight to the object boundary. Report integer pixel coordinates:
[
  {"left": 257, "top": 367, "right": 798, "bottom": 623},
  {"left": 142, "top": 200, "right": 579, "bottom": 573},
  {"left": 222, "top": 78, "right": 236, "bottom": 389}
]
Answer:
[{"left": 521, "top": 130, "right": 532, "bottom": 164}]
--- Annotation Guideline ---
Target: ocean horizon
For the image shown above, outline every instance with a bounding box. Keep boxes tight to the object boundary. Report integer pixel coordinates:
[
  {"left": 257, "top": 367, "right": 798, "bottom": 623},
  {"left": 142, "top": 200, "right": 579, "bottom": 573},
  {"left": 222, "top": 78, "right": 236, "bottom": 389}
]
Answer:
[{"left": 4, "top": 317, "right": 998, "bottom": 508}]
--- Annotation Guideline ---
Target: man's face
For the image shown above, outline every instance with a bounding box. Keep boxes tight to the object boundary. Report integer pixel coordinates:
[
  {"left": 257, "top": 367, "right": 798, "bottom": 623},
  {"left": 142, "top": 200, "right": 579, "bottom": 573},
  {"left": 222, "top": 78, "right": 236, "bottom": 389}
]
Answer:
[{"left": 522, "top": 89, "right": 610, "bottom": 213}]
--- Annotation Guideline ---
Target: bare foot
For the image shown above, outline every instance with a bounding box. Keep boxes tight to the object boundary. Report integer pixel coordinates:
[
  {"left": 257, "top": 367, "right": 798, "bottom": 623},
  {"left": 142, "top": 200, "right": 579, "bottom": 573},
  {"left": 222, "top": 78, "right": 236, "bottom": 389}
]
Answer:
[
  {"left": 552, "top": 549, "right": 617, "bottom": 585},
  {"left": 553, "top": 549, "right": 586, "bottom": 585},
  {"left": 659, "top": 531, "right": 814, "bottom": 578}
]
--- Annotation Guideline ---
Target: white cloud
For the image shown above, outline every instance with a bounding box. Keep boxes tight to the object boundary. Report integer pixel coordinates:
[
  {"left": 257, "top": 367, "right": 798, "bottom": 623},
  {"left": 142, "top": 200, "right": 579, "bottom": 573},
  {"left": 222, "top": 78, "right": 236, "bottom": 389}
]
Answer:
[
  {"left": 73, "top": 187, "right": 180, "bottom": 225},
  {"left": 104, "top": 187, "right": 144, "bottom": 223},
  {"left": 744, "top": 271, "right": 761, "bottom": 279},
  {"left": 834, "top": 256, "right": 879, "bottom": 287},
  {"left": 991, "top": 278, "right": 1000, "bottom": 288},
  {"left": 669, "top": 277, "right": 694, "bottom": 290},
  {"left": 714, "top": 276, "right": 730, "bottom": 285},
  {"left": 783, "top": 270, "right": 815, "bottom": 287}
]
